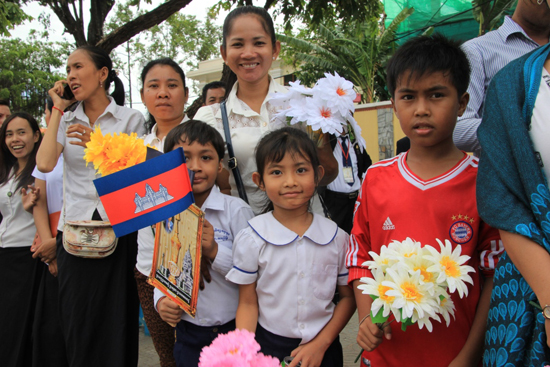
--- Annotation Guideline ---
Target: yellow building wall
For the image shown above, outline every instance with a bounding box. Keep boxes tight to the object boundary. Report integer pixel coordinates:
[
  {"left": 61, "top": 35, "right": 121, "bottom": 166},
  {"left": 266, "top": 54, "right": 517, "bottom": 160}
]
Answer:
[{"left": 354, "top": 102, "right": 406, "bottom": 163}]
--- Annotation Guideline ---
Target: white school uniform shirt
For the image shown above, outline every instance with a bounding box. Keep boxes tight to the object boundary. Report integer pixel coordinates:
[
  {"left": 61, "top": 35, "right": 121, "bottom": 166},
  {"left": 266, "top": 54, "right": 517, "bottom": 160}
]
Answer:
[
  {"left": 33, "top": 154, "right": 64, "bottom": 215},
  {"left": 136, "top": 115, "right": 189, "bottom": 277},
  {"left": 226, "top": 212, "right": 349, "bottom": 343},
  {"left": 154, "top": 186, "right": 254, "bottom": 326},
  {"left": 327, "top": 136, "right": 362, "bottom": 193},
  {"left": 56, "top": 98, "right": 146, "bottom": 231},
  {"left": 530, "top": 68, "right": 550, "bottom": 182},
  {"left": 194, "top": 78, "right": 288, "bottom": 214},
  {"left": 0, "top": 172, "right": 36, "bottom": 248}
]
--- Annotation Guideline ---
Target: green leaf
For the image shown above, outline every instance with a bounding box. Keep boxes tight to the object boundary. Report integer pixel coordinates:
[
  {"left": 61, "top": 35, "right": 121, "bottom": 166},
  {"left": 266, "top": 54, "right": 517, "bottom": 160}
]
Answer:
[
  {"left": 371, "top": 307, "right": 389, "bottom": 325},
  {"left": 400, "top": 317, "right": 414, "bottom": 332}
]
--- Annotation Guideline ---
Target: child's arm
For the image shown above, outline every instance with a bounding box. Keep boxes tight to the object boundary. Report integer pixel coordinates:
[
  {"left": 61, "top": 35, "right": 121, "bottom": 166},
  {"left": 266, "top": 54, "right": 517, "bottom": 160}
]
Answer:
[
  {"left": 30, "top": 179, "right": 57, "bottom": 264},
  {"left": 448, "top": 276, "right": 493, "bottom": 367},
  {"left": 352, "top": 279, "right": 391, "bottom": 352},
  {"left": 289, "top": 284, "right": 355, "bottom": 367},
  {"left": 235, "top": 282, "right": 258, "bottom": 333}
]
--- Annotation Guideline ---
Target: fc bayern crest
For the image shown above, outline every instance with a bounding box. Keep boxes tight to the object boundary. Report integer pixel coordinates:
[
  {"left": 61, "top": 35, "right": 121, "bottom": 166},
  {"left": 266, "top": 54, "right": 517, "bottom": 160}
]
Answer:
[{"left": 449, "top": 221, "right": 473, "bottom": 244}]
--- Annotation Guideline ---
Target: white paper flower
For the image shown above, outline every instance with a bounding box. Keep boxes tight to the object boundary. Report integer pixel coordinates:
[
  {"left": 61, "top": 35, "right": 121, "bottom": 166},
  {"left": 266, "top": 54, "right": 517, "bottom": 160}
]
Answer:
[
  {"left": 435, "top": 291, "right": 456, "bottom": 327},
  {"left": 383, "top": 266, "right": 439, "bottom": 320},
  {"left": 357, "top": 268, "right": 400, "bottom": 320},
  {"left": 303, "top": 97, "right": 345, "bottom": 135},
  {"left": 363, "top": 244, "right": 395, "bottom": 272},
  {"left": 411, "top": 309, "right": 440, "bottom": 332},
  {"left": 314, "top": 72, "right": 356, "bottom": 117},
  {"left": 424, "top": 239, "right": 475, "bottom": 298}
]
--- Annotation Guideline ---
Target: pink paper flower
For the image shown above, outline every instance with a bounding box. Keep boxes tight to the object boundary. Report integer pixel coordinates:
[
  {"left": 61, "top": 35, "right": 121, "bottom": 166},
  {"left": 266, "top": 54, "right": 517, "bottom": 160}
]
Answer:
[{"left": 199, "top": 329, "right": 273, "bottom": 367}]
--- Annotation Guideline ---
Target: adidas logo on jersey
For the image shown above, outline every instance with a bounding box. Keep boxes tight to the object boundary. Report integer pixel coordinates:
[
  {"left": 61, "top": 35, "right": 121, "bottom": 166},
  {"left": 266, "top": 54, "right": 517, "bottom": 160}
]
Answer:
[{"left": 382, "top": 217, "right": 395, "bottom": 230}]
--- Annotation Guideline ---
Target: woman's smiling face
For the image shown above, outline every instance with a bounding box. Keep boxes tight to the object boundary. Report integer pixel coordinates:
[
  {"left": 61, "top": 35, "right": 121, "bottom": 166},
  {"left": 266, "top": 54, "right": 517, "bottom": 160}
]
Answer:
[{"left": 221, "top": 14, "right": 280, "bottom": 86}]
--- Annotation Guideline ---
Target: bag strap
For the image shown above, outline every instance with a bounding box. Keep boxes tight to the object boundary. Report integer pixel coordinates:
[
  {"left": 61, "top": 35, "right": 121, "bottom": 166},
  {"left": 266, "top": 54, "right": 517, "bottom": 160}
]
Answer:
[{"left": 220, "top": 101, "right": 249, "bottom": 204}]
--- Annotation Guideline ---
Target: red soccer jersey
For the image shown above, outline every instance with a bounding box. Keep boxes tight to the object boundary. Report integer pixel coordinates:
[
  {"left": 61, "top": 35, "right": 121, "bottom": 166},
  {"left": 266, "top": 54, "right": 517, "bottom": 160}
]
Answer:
[{"left": 347, "top": 153, "right": 502, "bottom": 367}]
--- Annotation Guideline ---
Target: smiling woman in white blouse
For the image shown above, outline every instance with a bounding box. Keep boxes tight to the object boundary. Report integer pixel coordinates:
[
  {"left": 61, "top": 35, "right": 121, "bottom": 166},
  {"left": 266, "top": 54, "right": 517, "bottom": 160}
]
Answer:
[{"left": 0, "top": 112, "right": 43, "bottom": 367}]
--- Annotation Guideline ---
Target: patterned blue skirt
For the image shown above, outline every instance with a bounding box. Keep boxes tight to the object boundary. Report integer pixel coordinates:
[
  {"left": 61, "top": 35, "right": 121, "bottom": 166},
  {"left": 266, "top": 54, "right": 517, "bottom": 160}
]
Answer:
[{"left": 483, "top": 251, "right": 550, "bottom": 367}]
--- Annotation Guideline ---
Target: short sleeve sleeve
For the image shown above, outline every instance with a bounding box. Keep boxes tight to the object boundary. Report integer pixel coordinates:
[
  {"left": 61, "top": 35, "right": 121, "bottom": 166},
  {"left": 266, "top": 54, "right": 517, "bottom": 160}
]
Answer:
[
  {"left": 194, "top": 105, "right": 218, "bottom": 128},
  {"left": 476, "top": 220, "right": 503, "bottom": 277},
  {"left": 225, "top": 228, "right": 261, "bottom": 285},
  {"left": 336, "top": 229, "right": 350, "bottom": 286},
  {"left": 57, "top": 117, "right": 67, "bottom": 148},
  {"left": 32, "top": 166, "right": 46, "bottom": 180}
]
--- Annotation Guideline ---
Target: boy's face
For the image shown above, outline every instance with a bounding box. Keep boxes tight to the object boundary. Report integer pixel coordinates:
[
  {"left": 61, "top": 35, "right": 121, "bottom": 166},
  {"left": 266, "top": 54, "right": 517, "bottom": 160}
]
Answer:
[
  {"left": 392, "top": 70, "right": 468, "bottom": 150},
  {"left": 173, "top": 139, "right": 222, "bottom": 206}
]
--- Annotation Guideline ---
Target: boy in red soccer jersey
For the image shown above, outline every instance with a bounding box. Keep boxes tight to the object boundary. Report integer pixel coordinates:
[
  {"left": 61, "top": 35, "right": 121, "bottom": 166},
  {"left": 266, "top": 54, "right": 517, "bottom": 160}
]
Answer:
[{"left": 347, "top": 34, "right": 503, "bottom": 367}]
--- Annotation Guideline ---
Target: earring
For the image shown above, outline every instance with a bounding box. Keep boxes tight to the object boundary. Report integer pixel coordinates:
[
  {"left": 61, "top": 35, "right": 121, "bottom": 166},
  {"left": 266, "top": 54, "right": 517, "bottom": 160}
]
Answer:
[
  {"left": 272, "top": 56, "right": 275, "bottom": 60},
  {"left": 538, "top": 0, "right": 543, "bottom": 5},
  {"left": 100, "top": 80, "right": 103, "bottom": 88}
]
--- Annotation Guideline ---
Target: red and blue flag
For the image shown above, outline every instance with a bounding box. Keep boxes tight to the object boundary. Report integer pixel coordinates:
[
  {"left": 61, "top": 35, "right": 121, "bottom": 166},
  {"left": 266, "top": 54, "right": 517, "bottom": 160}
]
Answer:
[{"left": 94, "top": 148, "right": 194, "bottom": 238}]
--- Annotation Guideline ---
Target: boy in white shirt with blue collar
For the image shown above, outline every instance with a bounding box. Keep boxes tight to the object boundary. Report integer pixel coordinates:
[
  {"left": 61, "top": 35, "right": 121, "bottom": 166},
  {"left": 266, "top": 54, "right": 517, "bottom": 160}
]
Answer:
[{"left": 154, "top": 120, "right": 254, "bottom": 367}]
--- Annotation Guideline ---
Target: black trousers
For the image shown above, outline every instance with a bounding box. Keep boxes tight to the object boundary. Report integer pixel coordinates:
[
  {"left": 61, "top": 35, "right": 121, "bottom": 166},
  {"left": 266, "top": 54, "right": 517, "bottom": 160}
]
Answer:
[
  {"left": 255, "top": 323, "right": 343, "bottom": 366},
  {"left": 321, "top": 189, "right": 359, "bottom": 234},
  {"left": 56, "top": 230, "right": 139, "bottom": 367},
  {"left": 0, "top": 246, "right": 43, "bottom": 367}
]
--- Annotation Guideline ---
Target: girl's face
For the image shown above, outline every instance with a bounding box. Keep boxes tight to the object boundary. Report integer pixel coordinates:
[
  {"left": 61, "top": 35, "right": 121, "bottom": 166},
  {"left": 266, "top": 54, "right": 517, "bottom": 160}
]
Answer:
[
  {"left": 4, "top": 117, "right": 39, "bottom": 164},
  {"left": 221, "top": 14, "right": 281, "bottom": 86},
  {"left": 66, "top": 49, "right": 108, "bottom": 101},
  {"left": 141, "top": 64, "right": 188, "bottom": 124},
  {"left": 253, "top": 151, "right": 323, "bottom": 213}
]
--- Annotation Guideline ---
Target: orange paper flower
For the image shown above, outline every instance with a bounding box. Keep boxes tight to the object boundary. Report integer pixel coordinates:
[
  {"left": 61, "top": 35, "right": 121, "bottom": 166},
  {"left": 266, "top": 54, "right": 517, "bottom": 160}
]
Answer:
[{"left": 83, "top": 125, "right": 150, "bottom": 176}]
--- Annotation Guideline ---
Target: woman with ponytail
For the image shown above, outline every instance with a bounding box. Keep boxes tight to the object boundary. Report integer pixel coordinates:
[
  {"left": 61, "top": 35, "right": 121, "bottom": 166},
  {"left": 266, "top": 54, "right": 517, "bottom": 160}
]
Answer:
[{"left": 37, "top": 46, "right": 146, "bottom": 367}]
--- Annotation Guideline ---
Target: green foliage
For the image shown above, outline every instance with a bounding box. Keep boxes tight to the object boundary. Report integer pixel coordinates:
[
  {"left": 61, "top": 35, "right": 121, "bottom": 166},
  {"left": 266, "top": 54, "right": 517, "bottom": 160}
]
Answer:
[
  {"left": 472, "top": 0, "right": 516, "bottom": 35},
  {"left": 219, "top": 0, "right": 380, "bottom": 30},
  {"left": 279, "top": 6, "right": 414, "bottom": 103},
  {"left": 106, "top": 2, "right": 221, "bottom": 69},
  {"left": 0, "top": 0, "right": 30, "bottom": 36},
  {"left": 0, "top": 38, "right": 68, "bottom": 119}
]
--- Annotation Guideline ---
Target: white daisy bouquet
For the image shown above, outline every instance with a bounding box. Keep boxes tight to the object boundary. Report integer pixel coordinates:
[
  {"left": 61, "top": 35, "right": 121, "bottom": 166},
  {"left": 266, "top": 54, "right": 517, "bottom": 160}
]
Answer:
[
  {"left": 269, "top": 72, "right": 366, "bottom": 151},
  {"left": 358, "top": 237, "right": 475, "bottom": 332}
]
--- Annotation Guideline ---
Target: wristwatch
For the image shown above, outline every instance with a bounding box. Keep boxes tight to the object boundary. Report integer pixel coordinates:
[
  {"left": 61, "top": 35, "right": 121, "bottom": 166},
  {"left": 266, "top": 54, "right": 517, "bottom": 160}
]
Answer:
[{"left": 543, "top": 305, "right": 550, "bottom": 320}]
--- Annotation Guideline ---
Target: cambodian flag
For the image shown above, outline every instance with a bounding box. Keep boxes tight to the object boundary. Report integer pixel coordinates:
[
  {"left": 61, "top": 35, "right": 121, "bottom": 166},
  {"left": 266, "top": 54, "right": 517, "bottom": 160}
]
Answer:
[{"left": 94, "top": 148, "right": 194, "bottom": 238}]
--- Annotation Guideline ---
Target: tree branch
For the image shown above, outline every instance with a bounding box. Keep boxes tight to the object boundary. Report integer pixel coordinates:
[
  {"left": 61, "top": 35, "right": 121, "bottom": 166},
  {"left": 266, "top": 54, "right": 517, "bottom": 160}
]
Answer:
[
  {"left": 263, "top": 0, "right": 277, "bottom": 9},
  {"left": 88, "top": 0, "right": 115, "bottom": 45},
  {"left": 43, "top": 0, "right": 87, "bottom": 45},
  {"left": 96, "top": 0, "right": 192, "bottom": 53}
]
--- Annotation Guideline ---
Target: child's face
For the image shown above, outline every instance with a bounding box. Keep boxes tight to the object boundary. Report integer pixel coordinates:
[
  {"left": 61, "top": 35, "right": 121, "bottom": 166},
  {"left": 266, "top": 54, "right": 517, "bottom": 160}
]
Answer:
[
  {"left": 253, "top": 151, "right": 321, "bottom": 213},
  {"left": 173, "top": 139, "right": 222, "bottom": 206},
  {"left": 392, "top": 70, "right": 469, "bottom": 150}
]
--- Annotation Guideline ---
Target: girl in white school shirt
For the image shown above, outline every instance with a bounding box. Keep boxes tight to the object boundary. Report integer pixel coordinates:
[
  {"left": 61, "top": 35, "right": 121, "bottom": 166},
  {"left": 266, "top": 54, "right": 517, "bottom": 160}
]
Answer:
[
  {"left": 37, "top": 45, "right": 146, "bottom": 366},
  {"left": 226, "top": 128, "right": 355, "bottom": 367},
  {"left": 0, "top": 112, "right": 43, "bottom": 367},
  {"left": 194, "top": 6, "right": 337, "bottom": 214}
]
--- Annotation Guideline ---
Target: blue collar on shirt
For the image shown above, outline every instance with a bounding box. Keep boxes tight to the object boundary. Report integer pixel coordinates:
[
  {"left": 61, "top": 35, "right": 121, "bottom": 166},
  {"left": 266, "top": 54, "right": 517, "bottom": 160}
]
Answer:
[
  {"left": 63, "top": 96, "right": 120, "bottom": 124},
  {"left": 248, "top": 212, "right": 338, "bottom": 246}
]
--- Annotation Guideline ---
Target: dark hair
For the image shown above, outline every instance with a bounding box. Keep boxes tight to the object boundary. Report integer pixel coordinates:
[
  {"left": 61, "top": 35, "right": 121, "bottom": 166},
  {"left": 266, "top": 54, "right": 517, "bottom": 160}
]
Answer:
[
  {"left": 386, "top": 34, "right": 471, "bottom": 98},
  {"left": 0, "top": 99, "right": 9, "bottom": 107},
  {"left": 201, "top": 81, "right": 226, "bottom": 103},
  {"left": 0, "top": 112, "right": 42, "bottom": 191},
  {"left": 164, "top": 120, "right": 225, "bottom": 161},
  {"left": 45, "top": 96, "right": 54, "bottom": 113},
  {"left": 222, "top": 6, "right": 277, "bottom": 49},
  {"left": 255, "top": 127, "right": 320, "bottom": 213},
  {"left": 76, "top": 45, "right": 125, "bottom": 106},
  {"left": 140, "top": 58, "right": 187, "bottom": 133}
]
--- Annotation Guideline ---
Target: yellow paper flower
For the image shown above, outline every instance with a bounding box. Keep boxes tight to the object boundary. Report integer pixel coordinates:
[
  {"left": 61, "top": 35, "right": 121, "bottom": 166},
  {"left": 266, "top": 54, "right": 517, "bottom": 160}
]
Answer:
[{"left": 83, "top": 125, "right": 150, "bottom": 176}]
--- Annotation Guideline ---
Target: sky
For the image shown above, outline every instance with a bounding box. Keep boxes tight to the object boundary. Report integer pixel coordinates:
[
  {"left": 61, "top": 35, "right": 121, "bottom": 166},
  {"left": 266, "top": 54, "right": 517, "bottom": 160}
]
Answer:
[{"left": 18, "top": 0, "right": 236, "bottom": 115}]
